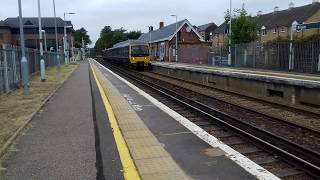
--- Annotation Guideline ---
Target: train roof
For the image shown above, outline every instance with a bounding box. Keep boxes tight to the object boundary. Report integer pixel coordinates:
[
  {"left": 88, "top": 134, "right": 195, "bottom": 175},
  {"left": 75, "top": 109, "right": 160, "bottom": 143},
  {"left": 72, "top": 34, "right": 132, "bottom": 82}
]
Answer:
[
  {"left": 103, "top": 40, "right": 149, "bottom": 51},
  {"left": 112, "top": 40, "right": 148, "bottom": 48}
]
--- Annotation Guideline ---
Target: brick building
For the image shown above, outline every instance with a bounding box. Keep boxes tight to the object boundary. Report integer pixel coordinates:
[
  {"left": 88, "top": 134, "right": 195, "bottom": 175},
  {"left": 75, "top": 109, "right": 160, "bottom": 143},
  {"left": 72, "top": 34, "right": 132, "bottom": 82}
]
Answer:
[
  {"left": 0, "top": 21, "right": 11, "bottom": 45},
  {"left": 212, "top": 1, "right": 320, "bottom": 45},
  {"left": 196, "top": 22, "right": 218, "bottom": 42},
  {"left": 139, "top": 19, "right": 210, "bottom": 64},
  {"left": 0, "top": 17, "right": 73, "bottom": 51}
]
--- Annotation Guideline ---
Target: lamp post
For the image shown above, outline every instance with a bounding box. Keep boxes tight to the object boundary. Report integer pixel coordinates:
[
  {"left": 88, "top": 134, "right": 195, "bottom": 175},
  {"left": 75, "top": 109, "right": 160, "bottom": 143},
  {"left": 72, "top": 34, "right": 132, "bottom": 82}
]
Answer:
[
  {"left": 41, "top": 30, "right": 47, "bottom": 52},
  {"left": 147, "top": 26, "right": 152, "bottom": 59},
  {"left": 228, "top": 0, "right": 232, "bottom": 66},
  {"left": 53, "top": 0, "right": 60, "bottom": 69},
  {"left": 289, "top": 21, "right": 298, "bottom": 70},
  {"left": 18, "top": 0, "right": 29, "bottom": 95},
  {"left": 64, "top": 12, "right": 75, "bottom": 65},
  {"left": 71, "top": 36, "right": 74, "bottom": 61},
  {"left": 171, "top": 15, "right": 178, "bottom": 62},
  {"left": 38, "top": 0, "right": 45, "bottom": 81}
]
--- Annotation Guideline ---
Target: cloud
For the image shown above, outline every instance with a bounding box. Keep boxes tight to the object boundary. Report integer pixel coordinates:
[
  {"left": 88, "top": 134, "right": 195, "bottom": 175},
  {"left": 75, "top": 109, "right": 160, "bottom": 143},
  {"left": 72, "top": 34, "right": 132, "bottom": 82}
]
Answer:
[{"left": 0, "top": 0, "right": 314, "bottom": 47}]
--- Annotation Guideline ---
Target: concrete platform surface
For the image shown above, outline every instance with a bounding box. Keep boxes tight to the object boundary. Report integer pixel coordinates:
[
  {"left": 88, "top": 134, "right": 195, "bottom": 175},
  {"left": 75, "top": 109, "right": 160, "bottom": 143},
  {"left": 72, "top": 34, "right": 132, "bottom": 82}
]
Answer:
[
  {"left": 0, "top": 61, "right": 123, "bottom": 180},
  {"left": 152, "top": 61, "right": 320, "bottom": 88},
  {"left": 92, "top": 60, "right": 279, "bottom": 180}
]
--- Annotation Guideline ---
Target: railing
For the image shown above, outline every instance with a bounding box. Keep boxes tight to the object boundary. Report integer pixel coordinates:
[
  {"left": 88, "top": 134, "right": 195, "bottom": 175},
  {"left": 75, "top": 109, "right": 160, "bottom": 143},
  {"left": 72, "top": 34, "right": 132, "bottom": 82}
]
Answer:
[
  {"left": 209, "top": 40, "right": 320, "bottom": 74},
  {"left": 0, "top": 44, "right": 64, "bottom": 96}
]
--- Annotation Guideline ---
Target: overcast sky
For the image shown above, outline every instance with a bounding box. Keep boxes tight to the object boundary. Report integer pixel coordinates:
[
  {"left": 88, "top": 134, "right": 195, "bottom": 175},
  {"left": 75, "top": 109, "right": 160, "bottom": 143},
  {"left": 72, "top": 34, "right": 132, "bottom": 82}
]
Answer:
[{"left": 0, "top": 0, "right": 313, "bottom": 47}]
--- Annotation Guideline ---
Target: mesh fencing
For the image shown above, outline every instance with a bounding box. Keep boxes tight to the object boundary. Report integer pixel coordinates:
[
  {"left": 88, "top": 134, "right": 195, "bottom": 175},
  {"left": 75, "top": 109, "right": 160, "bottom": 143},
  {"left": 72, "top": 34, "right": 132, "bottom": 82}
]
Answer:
[
  {"left": 209, "top": 40, "right": 320, "bottom": 74},
  {"left": 0, "top": 44, "right": 64, "bottom": 95}
]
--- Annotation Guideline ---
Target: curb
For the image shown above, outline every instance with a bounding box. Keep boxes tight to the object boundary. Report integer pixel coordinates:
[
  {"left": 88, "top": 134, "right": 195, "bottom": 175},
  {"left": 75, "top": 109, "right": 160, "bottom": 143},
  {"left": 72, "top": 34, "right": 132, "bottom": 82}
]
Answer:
[{"left": 0, "top": 65, "right": 79, "bottom": 159}]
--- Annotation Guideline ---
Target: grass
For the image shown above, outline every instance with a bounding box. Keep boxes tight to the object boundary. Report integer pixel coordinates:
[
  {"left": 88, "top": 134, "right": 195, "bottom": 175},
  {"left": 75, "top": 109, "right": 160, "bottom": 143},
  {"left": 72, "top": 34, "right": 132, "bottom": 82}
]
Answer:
[{"left": 0, "top": 64, "right": 78, "bottom": 150}]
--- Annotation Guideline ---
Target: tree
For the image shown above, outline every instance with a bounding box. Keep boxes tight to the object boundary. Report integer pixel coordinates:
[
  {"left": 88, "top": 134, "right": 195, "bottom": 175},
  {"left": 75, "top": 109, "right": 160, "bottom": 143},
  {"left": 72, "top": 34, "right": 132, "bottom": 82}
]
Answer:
[
  {"left": 126, "top": 30, "right": 142, "bottom": 40},
  {"left": 73, "top": 27, "right": 92, "bottom": 48},
  {"left": 224, "top": 5, "right": 257, "bottom": 44},
  {"left": 94, "top": 26, "right": 142, "bottom": 53}
]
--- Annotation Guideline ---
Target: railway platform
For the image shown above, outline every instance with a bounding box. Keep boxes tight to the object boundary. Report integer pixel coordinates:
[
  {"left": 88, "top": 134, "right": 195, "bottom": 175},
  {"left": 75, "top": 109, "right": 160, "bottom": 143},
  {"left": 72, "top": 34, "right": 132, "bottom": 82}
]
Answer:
[
  {"left": 0, "top": 59, "right": 281, "bottom": 180},
  {"left": 151, "top": 61, "right": 320, "bottom": 114},
  {"left": 90, "top": 59, "right": 279, "bottom": 180}
]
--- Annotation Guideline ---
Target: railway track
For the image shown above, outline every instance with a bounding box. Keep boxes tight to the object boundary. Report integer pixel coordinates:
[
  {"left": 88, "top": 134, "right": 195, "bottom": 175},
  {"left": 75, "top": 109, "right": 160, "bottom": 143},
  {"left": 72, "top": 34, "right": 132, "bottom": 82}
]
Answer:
[
  {"left": 100, "top": 61, "right": 320, "bottom": 179},
  {"left": 145, "top": 71, "right": 320, "bottom": 133}
]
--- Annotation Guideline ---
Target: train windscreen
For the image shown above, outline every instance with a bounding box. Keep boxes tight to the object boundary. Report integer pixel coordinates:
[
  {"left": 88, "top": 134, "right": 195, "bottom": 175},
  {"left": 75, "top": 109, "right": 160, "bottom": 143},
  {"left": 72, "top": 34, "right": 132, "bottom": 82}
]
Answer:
[{"left": 131, "top": 45, "right": 149, "bottom": 57}]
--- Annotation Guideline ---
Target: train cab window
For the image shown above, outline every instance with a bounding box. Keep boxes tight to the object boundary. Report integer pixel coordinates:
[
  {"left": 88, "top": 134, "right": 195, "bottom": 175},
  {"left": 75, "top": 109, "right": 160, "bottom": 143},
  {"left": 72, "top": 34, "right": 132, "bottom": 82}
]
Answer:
[{"left": 131, "top": 46, "right": 149, "bottom": 57}]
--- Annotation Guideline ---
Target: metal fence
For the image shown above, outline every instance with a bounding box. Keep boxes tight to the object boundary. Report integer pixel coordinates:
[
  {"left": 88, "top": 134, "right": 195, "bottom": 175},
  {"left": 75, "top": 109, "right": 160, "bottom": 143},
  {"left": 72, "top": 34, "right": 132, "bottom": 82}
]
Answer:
[
  {"left": 209, "top": 40, "right": 320, "bottom": 73},
  {"left": 0, "top": 44, "right": 64, "bottom": 95}
]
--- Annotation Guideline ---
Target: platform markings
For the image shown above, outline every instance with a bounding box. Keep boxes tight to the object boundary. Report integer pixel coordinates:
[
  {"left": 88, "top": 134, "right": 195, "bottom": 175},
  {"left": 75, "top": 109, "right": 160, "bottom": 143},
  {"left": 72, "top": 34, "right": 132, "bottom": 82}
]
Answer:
[
  {"left": 90, "top": 61, "right": 141, "bottom": 180},
  {"left": 94, "top": 60, "right": 280, "bottom": 180},
  {"left": 123, "top": 94, "right": 143, "bottom": 111}
]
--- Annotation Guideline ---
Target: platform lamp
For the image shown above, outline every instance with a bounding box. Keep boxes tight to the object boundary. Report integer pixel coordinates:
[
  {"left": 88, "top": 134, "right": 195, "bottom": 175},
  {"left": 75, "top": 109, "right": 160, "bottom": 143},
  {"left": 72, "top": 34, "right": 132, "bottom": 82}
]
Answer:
[
  {"left": 53, "top": 0, "right": 60, "bottom": 70},
  {"left": 171, "top": 15, "right": 178, "bottom": 62},
  {"left": 64, "top": 12, "right": 75, "bottom": 65},
  {"left": 228, "top": 0, "right": 232, "bottom": 66},
  {"left": 146, "top": 26, "right": 152, "bottom": 60},
  {"left": 38, "top": 0, "right": 46, "bottom": 81},
  {"left": 18, "top": 0, "right": 29, "bottom": 95}
]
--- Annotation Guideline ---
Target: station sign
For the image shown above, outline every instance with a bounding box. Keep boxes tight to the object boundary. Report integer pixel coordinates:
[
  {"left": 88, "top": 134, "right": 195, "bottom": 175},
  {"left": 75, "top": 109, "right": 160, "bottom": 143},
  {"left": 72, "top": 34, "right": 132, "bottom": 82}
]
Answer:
[{"left": 296, "top": 22, "right": 320, "bottom": 31}]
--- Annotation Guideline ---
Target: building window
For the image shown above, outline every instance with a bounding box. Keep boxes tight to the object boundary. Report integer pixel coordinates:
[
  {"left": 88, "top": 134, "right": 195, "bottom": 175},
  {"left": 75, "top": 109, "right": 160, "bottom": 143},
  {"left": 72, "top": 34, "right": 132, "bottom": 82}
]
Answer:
[
  {"left": 0, "top": 33, "right": 3, "bottom": 40},
  {"left": 280, "top": 26, "right": 286, "bottom": 33},
  {"left": 272, "top": 28, "right": 277, "bottom": 34},
  {"left": 262, "top": 29, "right": 267, "bottom": 36}
]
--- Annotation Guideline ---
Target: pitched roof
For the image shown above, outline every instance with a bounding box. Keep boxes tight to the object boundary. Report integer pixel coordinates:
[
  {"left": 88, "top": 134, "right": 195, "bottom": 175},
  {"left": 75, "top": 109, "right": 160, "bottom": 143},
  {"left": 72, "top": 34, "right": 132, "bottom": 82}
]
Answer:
[
  {"left": 214, "top": 2, "right": 320, "bottom": 34},
  {"left": 256, "top": 2, "right": 320, "bottom": 28},
  {"left": 214, "top": 22, "right": 227, "bottom": 34},
  {"left": 139, "top": 19, "right": 204, "bottom": 43},
  {"left": 4, "top": 17, "right": 72, "bottom": 28},
  {"left": 0, "top": 20, "right": 9, "bottom": 28},
  {"left": 197, "top": 22, "right": 217, "bottom": 32}
]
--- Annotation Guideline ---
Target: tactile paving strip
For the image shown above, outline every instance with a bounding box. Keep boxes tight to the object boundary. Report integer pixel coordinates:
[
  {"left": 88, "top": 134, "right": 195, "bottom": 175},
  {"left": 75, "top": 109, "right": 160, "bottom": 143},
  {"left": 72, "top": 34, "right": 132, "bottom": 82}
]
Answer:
[{"left": 93, "top": 64, "right": 191, "bottom": 180}]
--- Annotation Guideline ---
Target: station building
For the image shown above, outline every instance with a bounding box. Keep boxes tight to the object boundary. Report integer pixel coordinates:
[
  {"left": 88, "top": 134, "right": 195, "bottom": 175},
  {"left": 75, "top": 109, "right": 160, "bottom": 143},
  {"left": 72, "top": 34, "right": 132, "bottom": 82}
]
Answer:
[
  {"left": 0, "top": 17, "right": 73, "bottom": 51},
  {"left": 139, "top": 19, "right": 210, "bottom": 64},
  {"left": 212, "top": 1, "right": 320, "bottom": 45}
]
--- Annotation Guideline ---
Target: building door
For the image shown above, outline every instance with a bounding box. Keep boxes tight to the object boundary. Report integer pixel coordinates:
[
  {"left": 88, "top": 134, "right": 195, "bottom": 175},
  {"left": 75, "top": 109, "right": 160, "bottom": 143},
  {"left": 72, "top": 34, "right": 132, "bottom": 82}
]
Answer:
[{"left": 160, "top": 42, "right": 165, "bottom": 61}]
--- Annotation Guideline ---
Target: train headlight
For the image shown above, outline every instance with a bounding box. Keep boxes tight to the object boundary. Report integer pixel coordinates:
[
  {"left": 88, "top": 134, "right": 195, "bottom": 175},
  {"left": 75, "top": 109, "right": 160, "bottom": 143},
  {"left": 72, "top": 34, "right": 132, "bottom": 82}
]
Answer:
[{"left": 132, "top": 57, "right": 135, "bottom": 60}]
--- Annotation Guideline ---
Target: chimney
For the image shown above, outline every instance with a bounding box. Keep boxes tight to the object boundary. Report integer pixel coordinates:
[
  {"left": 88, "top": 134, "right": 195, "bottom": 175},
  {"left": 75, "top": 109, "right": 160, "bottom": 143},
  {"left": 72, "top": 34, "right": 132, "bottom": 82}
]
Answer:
[
  {"left": 288, "top": 2, "right": 295, "bottom": 9},
  {"left": 257, "top": 10, "right": 262, "bottom": 16},
  {"left": 274, "top": 6, "right": 279, "bottom": 13},
  {"left": 312, "top": 0, "right": 319, "bottom": 4},
  {"left": 149, "top": 26, "right": 153, "bottom": 32},
  {"left": 159, "top": 22, "right": 164, "bottom": 29}
]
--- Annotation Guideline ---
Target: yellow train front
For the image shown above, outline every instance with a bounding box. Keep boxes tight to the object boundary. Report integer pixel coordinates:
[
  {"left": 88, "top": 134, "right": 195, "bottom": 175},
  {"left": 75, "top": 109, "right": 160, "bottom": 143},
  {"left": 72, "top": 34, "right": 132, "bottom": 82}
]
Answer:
[{"left": 102, "top": 40, "right": 151, "bottom": 69}]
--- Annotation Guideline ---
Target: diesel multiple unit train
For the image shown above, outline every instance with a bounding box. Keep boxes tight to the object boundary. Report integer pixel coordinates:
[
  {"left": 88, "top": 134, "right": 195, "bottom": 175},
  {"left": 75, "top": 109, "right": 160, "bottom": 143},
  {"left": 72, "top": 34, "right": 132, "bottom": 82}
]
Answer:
[{"left": 102, "top": 40, "right": 151, "bottom": 69}]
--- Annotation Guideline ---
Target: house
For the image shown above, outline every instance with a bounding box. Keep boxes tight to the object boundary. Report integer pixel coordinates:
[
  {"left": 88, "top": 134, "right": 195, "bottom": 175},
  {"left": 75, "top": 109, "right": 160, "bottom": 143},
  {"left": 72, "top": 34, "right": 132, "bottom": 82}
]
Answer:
[
  {"left": 196, "top": 22, "right": 218, "bottom": 42},
  {"left": 0, "top": 21, "right": 11, "bottom": 46},
  {"left": 0, "top": 17, "right": 73, "bottom": 51},
  {"left": 139, "top": 19, "right": 210, "bottom": 64},
  {"left": 212, "top": 1, "right": 320, "bottom": 45}
]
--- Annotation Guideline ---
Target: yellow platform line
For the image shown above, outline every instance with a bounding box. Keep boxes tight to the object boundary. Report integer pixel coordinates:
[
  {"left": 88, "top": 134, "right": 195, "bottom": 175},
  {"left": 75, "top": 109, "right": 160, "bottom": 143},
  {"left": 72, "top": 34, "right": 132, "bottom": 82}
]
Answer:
[{"left": 90, "top": 61, "right": 141, "bottom": 180}]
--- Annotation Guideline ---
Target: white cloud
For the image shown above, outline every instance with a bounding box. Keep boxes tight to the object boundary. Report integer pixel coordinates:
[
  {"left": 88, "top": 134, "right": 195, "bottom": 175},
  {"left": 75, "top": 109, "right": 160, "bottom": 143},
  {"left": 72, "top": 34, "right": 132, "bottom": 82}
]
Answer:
[{"left": 0, "top": 0, "right": 314, "bottom": 47}]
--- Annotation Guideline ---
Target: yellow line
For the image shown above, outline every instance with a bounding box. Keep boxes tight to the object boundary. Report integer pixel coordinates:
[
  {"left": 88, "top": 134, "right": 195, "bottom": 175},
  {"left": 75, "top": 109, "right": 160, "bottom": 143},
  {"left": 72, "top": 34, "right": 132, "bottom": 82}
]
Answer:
[{"left": 90, "top": 61, "right": 141, "bottom": 180}]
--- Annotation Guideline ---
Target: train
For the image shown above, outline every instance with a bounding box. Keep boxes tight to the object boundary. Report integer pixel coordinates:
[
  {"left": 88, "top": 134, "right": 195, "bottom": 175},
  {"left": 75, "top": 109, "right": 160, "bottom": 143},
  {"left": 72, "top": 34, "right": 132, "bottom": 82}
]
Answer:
[{"left": 102, "top": 40, "right": 151, "bottom": 69}]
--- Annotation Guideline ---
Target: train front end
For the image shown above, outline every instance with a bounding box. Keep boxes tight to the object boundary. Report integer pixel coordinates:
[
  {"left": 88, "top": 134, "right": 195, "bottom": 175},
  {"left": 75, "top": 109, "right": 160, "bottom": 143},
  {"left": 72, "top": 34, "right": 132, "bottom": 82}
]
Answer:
[{"left": 129, "top": 45, "right": 151, "bottom": 68}]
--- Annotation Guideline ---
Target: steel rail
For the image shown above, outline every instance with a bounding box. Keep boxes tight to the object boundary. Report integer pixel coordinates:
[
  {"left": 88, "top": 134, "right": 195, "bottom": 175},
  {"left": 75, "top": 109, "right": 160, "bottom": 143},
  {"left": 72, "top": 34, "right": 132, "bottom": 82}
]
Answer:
[{"left": 105, "top": 63, "right": 320, "bottom": 178}]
